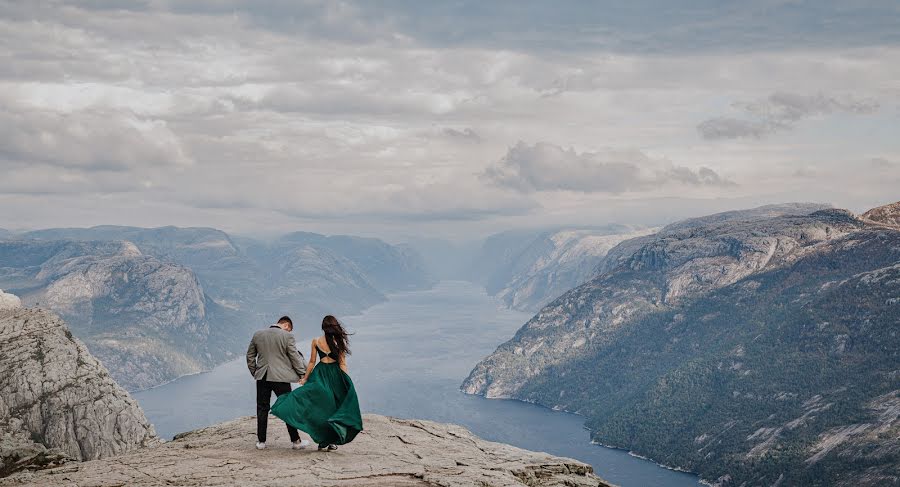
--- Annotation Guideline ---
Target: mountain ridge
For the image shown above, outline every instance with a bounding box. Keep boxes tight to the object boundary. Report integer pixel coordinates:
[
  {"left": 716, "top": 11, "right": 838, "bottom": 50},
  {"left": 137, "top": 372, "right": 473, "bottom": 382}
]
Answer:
[{"left": 463, "top": 201, "right": 900, "bottom": 486}]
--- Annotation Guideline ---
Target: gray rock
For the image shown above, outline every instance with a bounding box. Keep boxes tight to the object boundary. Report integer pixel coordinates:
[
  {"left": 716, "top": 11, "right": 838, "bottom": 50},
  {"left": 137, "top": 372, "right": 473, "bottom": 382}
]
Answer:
[
  {"left": 0, "top": 414, "right": 611, "bottom": 487},
  {"left": 0, "top": 290, "right": 19, "bottom": 311},
  {"left": 0, "top": 308, "right": 157, "bottom": 477},
  {"left": 862, "top": 200, "right": 900, "bottom": 228}
]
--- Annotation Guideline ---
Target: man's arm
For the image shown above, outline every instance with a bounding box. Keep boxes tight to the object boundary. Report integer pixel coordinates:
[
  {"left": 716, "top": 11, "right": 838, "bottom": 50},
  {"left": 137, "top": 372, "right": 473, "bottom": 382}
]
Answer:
[
  {"left": 286, "top": 334, "right": 307, "bottom": 379},
  {"left": 246, "top": 336, "right": 258, "bottom": 376}
]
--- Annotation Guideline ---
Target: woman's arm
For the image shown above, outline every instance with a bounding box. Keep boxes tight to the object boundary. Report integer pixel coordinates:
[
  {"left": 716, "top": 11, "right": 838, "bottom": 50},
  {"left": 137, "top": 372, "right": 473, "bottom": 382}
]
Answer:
[
  {"left": 301, "top": 339, "right": 317, "bottom": 385},
  {"left": 339, "top": 353, "right": 348, "bottom": 374}
]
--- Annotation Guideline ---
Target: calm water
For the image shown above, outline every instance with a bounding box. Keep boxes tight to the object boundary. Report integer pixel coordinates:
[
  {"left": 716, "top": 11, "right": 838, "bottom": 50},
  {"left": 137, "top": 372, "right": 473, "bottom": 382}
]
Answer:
[{"left": 134, "top": 281, "right": 702, "bottom": 487}]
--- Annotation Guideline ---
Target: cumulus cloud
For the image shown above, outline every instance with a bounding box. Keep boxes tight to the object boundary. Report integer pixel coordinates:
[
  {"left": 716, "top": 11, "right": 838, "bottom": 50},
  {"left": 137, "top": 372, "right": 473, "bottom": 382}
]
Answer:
[
  {"left": 482, "top": 142, "right": 734, "bottom": 193},
  {"left": 697, "top": 92, "right": 880, "bottom": 140}
]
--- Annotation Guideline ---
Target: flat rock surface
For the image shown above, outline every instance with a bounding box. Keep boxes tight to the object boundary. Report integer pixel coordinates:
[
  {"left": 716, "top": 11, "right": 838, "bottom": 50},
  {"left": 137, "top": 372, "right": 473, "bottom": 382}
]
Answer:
[{"left": 2, "top": 414, "right": 611, "bottom": 487}]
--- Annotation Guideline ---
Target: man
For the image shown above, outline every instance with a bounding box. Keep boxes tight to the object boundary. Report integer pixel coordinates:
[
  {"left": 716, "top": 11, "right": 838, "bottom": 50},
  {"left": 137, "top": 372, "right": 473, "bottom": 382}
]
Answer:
[{"left": 246, "top": 316, "right": 309, "bottom": 450}]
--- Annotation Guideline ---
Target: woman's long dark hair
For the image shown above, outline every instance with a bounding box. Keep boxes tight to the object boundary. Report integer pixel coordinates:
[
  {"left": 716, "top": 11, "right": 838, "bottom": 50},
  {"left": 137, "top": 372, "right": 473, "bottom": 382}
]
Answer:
[{"left": 322, "top": 315, "right": 351, "bottom": 358}]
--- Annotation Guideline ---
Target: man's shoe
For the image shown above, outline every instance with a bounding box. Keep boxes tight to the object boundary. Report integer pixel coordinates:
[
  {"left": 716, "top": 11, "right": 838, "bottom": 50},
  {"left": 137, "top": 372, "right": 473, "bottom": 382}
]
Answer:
[
  {"left": 256, "top": 442, "right": 266, "bottom": 450},
  {"left": 292, "top": 439, "right": 310, "bottom": 450}
]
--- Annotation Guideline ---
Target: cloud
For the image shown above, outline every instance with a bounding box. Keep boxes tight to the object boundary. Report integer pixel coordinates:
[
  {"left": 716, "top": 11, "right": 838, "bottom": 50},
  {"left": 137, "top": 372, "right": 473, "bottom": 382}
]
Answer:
[
  {"left": 868, "top": 157, "right": 897, "bottom": 169},
  {"left": 698, "top": 92, "right": 880, "bottom": 140},
  {"left": 696, "top": 117, "right": 770, "bottom": 140},
  {"left": 0, "top": 99, "right": 193, "bottom": 171},
  {"left": 441, "top": 128, "right": 481, "bottom": 142},
  {"left": 482, "top": 142, "right": 734, "bottom": 193},
  {"left": 0, "top": 2, "right": 897, "bottom": 237}
]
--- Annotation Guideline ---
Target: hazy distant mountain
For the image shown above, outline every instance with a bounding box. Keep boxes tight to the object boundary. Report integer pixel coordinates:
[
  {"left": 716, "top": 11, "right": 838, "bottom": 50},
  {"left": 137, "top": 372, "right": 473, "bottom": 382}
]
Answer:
[
  {"left": 0, "top": 229, "right": 9, "bottom": 239},
  {"left": 15, "top": 226, "right": 434, "bottom": 323},
  {"left": 0, "top": 239, "right": 242, "bottom": 391},
  {"left": 273, "top": 232, "right": 433, "bottom": 292},
  {"left": 464, "top": 202, "right": 900, "bottom": 486},
  {"left": 404, "top": 237, "right": 482, "bottom": 280},
  {"left": 471, "top": 225, "right": 654, "bottom": 311}
]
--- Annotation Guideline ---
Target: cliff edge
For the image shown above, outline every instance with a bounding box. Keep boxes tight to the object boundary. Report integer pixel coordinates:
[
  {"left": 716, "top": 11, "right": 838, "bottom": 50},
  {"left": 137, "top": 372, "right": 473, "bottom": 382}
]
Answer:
[
  {"left": 2, "top": 414, "right": 611, "bottom": 487},
  {"left": 0, "top": 308, "right": 158, "bottom": 477}
]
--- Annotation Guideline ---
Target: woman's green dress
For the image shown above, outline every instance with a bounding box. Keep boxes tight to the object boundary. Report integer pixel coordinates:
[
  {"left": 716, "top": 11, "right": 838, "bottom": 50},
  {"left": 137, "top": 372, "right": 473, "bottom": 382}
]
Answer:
[{"left": 271, "top": 346, "right": 363, "bottom": 446}]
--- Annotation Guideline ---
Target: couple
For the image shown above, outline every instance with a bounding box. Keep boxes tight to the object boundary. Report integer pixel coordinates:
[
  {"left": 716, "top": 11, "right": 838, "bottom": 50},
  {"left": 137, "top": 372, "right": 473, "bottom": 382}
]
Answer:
[{"left": 246, "top": 315, "right": 362, "bottom": 451}]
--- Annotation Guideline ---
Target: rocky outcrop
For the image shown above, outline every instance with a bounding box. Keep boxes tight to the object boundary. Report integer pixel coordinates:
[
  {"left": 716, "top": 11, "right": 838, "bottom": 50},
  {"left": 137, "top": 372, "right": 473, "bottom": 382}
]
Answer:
[
  {"left": 0, "top": 414, "right": 610, "bottom": 487},
  {"left": 0, "top": 290, "right": 19, "bottom": 311},
  {"left": 464, "top": 203, "right": 900, "bottom": 486},
  {"left": 862, "top": 200, "right": 900, "bottom": 227},
  {"left": 0, "top": 308, "right": 157, "bottom": 477}
]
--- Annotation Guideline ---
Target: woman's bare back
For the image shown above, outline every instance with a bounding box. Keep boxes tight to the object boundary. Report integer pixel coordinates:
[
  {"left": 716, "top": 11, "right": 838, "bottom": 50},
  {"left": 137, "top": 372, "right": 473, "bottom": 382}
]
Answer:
[{"left": 313, "top": 336, "right": 338, "bottom": 363}]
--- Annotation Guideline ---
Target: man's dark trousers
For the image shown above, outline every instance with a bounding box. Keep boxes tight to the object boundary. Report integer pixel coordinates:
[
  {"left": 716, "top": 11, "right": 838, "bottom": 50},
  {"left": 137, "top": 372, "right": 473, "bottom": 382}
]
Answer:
[{"left": 256, "top": 377, "right": 300, "bottom": 443}]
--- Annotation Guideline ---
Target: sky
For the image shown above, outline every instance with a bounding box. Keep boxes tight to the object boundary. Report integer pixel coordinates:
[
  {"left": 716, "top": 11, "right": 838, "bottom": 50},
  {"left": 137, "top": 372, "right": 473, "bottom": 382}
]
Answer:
[{"left": 1, "top": 1, "right": 899, "bottom": 241}]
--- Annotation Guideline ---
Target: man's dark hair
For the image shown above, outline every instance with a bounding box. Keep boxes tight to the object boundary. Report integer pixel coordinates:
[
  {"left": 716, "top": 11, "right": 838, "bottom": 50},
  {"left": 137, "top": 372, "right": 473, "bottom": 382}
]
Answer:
[{"left": 277, "top": 316, "right": 293, "bottom": 329}]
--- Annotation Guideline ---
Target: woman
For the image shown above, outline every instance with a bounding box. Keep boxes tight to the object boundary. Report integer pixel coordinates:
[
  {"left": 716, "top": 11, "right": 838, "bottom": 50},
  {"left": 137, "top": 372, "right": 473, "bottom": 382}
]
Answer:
[{"left": 271, "top": 315, "right": 363, "bottom": 451}]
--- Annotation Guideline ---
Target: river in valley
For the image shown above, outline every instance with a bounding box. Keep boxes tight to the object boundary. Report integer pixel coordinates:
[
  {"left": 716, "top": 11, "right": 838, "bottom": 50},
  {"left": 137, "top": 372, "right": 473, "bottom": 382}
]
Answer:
[{"left": 134, "top": 281, "right": 702, "bottom": 487}]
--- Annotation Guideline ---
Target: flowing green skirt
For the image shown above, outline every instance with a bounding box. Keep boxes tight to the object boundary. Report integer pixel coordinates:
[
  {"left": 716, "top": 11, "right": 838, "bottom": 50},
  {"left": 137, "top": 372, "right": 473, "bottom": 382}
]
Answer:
[{"left": 271, "top": 362, "right": 363, "bottom": 446}]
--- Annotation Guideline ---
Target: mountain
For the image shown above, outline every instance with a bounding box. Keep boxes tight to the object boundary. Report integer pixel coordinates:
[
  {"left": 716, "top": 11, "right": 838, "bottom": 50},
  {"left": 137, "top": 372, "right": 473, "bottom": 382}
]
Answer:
[
  {"left": 243, "top": 232, "right": 434, "bottom": 324},
  {"left": 493, "top": 227, "right": 655, "bottom": 311},
  {"left": 0, "top": 239, "right": 242, "bottom": 391},
  {"left": 464, "top": 202, "right": 900, "bottom": 486},
  {"left": 472, "top": 225, "right": 654, "bottom": 311},
  {"left": 405, "top": 237, "right": 482, "bottom": 280},
  {"left": 0, "top": 230, "right": 9, "bottom": 240},
  {"left": 0, "top": 307, "right": 157, "bottom": 477},
  {"left": 0, "top": 226, "right": 434, "bottom": 388},
  {"left": 863, "top": 201, "right": 900, "bottom": 227},
  {"left": 1, "top": 414, "right": 609, "bottom": 486},
  {"left": 16, "top": 226, "right": 434, "bottom": 322},
  {"left": 20, "top": 226, "right": 264, "bottom": 314}
]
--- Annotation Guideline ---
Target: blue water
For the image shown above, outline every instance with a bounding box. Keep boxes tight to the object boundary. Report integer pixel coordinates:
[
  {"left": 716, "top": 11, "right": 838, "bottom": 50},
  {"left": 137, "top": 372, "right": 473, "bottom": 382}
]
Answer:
[{"left": 134, "top": 281, "right": 702, "bottom": 487}]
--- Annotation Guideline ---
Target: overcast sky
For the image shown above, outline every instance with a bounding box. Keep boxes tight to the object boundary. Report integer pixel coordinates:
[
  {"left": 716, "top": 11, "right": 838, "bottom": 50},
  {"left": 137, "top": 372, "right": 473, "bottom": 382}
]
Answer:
[{"left": 1, "top": 1, "right": 898, "bottom": 241}]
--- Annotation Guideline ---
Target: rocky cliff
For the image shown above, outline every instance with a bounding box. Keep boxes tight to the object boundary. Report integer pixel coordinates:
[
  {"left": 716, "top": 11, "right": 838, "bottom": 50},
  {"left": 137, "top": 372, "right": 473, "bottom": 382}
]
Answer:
[
  {"left": 0, "top": 414, "right": 609, "bottom": 487},
  {"left": 464, "top": 202, "right": 900, "bottom": 486},
  {"left": 0, "top": 239, "right": 242, "bottom": 391},
  {"left": 0, "top": 307, "right": 157, "bottom": 477}
]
